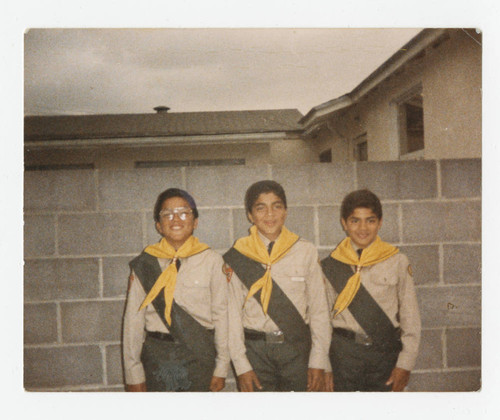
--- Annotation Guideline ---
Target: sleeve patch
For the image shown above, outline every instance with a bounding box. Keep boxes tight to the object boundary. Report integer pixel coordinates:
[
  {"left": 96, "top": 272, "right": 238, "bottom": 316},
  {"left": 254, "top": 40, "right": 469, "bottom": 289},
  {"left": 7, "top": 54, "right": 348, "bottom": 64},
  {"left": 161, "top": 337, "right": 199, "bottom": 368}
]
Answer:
[{"left": 222, "top": 263, "right": 233, "bottom": 283}]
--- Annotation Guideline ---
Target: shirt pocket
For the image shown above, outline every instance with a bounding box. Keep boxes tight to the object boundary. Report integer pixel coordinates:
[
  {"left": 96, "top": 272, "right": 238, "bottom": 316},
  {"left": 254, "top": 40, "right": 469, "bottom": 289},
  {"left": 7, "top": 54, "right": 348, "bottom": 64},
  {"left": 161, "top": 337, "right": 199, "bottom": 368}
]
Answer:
[
  {"left": 177, "top": 275, "right": 211, "bottom": 306},
  {"left": 367, "top": 263, "right": 399, "bottom": 287},
  {"left": 276, "top": 264, "right": 307, "bottom": 294}
]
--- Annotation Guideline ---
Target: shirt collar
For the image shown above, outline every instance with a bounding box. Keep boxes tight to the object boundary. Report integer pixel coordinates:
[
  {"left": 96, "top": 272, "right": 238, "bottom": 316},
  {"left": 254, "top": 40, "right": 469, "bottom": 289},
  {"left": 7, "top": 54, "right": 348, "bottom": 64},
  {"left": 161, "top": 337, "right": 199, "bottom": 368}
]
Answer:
[{"left": 257, "top": 229, "right": 281, "bottom": 247}]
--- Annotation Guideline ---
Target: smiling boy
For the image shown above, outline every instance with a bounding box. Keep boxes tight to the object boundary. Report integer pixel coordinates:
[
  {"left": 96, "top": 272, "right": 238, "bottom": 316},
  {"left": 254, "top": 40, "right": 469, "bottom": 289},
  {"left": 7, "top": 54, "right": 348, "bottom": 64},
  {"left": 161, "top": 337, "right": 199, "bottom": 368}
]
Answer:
[
  {"left": 321, "top": 189, "right": 421, "bottom": 392},
  {"left": 223, "top": 180, "right": 331, "bottom": 392},
  {"left": 123, "top": 188, "right": 229, "bottom": 392}
]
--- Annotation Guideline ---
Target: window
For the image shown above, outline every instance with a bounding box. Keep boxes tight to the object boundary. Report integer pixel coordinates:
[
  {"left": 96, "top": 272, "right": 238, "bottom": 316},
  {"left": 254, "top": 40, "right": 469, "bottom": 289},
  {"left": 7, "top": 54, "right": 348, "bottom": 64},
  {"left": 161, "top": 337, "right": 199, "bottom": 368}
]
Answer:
[
  {"left": 25, "top": 163, "right": 95, "bottom": 171},
  {"left": 356, "top": 141, "right": 368, "bottom": 161},
  {"left": 353, "top": 133, "right": 367, "bottom": 161},
  {"left": 135, "top": 159, "right": 245, "bottom": 168},
  {"left": 398, "top": 87, "right": 424, "bottom": 156},
  {"left": 319, "top": 149, "right": 332, "bottom": 163}
]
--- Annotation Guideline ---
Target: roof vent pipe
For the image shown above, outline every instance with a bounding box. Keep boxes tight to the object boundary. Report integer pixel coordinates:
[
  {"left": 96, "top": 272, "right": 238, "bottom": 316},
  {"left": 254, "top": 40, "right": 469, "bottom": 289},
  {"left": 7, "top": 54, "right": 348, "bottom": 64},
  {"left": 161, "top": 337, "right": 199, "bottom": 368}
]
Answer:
[{"left": 154, "top": 106, "right": 170, "bottom": 114}]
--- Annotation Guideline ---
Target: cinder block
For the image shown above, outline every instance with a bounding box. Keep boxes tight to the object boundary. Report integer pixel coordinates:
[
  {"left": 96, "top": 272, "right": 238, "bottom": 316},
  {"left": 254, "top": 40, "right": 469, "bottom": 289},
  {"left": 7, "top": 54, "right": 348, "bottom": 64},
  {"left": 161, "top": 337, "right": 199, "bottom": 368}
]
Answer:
[
  {"left": 318, "top": 249, "right": 332, "bottom": 261},
  {"left": 284, "top": 207, "right": 315, "bottom": 243},
  {"left": 399, "top": 245, "right": 440, "bottom": 285},
  {"left": 24, "top": 215, "right": 56, "bottom": 257},
  {"left": 402, "top": 201, "right": 481, "bottom": 243},
  {"left": 443, "top": 244, "right": 481, "bottom": 284},
  {"left": 273, "top": 163, "right": 355, "bottom": 205},
  {"left": 105, "top": 344, "right": 124, "bottom": 385},
  {"left": 24, "top": 169, "right": 96, "bottom": 211},
  {"left": 357, "top": 160, "right": 437, "bottom": 200},
  {"left": 233, "top": 208, "right": 252, "bottom": 243},
  {"left": 195, "top": 209, "right": 232, "bottom": 249},
  {"left": 414, "top": 329, "right": 443, "bottom": 370},
  {"left": 441, "top": 159, "right": 481, "bottom": 198},
  {"left": 58, "top": 213, "right": 143, "bottom": 255},
  {"left": 185, "top": 166, "right": 267, "bottom": 207},
  {"left": 446, "top": 327, "right": 481, "bottom": 368},
  {"left": 409, "top": 370, "right": 480, "bottom": 392},
  {"left": 24, "top": 345, "right": 103, "bottom": 389},
  {"left": 376, "top": 203, "right": 399, "bottom": 244},
  {"left": 222, "top": 378, "right": 238, "bottom": 392},
  {"left": 98, "top": 168, "right": 183, "bottom": 211},
  {"left": 61, "top": 300, "right": 125, "bottom": 343},
  {"left": 24, "top": 258, "right": 100, "bottom": 301},
  {"left": 417, "top": 286, "right": 481, "bottom": 328},
  {"left": 145, "top": 211, "right": 162, "bottom": 245},
  {"left": 103, "top": 256, "right": 134, "bottom": 298},
  {"left": 24, "top": 303, "right": 58, "bottom": 345},
  {"left": 318, "top": 203, "right": 399, "bottom": 247},
  {"left": 318, "top": 206, "right": 344, "bottom": 247}
]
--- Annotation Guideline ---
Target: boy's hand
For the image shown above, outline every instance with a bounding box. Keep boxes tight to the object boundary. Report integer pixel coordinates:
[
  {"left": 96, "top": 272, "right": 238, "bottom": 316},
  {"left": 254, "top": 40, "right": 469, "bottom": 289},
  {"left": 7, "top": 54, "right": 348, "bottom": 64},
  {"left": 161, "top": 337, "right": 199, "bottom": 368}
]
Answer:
[
  {"left": 237, "top": 370, "right": 262, "bottom": 392},
  {"left": 323, "top": 371, "right": 334, "bottom": 392},
  {"left": 386, "top": 367, "right": 410, "bottom": 391},
  {"left": 209, "top": 376, "right": 225, "bottom": 391},
  {"left": 126, "top": 382, "right": 147, "bottom": 392},
  {"left": 307, "top": 368, "right": 324, "bottom": 391}
]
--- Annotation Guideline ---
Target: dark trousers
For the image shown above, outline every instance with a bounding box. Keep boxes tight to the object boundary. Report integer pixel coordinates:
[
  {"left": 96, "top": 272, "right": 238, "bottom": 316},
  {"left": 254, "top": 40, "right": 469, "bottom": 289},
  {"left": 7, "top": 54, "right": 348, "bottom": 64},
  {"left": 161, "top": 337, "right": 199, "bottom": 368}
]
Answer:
[
  {"left": 329, "top": 333, "right": 399, "bottom": 392},
  {"left": 140, "top": 334, "right": 213, "bottom": 392},
  {"left": 245, "top": 339, "right": 309, "bottom": 392}
]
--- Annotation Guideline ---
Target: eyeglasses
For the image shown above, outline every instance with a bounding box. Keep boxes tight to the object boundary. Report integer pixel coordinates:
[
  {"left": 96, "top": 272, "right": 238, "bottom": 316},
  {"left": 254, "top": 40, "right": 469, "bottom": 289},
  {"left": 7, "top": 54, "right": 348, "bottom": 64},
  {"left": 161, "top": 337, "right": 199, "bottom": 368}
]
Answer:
[{"left": 159, "top": 207, "right": 193, "bottom": 221}]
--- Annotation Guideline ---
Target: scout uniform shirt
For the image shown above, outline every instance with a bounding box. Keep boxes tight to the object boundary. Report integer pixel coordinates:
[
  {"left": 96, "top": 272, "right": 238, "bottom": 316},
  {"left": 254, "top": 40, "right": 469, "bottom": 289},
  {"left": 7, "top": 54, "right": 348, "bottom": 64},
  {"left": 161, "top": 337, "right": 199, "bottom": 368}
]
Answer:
[
  {"left": 227, "top": 230, "right": 332, "bottom": 376},
  {"left": 324, "top": 244, "right": 421, "bottom": 371},
  {"left": 123, "top": 249, "right": 230, "bottom": 385}
]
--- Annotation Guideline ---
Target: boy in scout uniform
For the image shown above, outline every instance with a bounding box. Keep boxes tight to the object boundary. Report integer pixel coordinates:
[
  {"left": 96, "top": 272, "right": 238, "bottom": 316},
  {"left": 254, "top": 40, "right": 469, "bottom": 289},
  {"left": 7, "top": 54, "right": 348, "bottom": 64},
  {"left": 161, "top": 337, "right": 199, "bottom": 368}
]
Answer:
[
  {"left": 123, "top": 188, "right": 229, "bottom": 392},
  {"left": 224, "top": 180, "right": 331, "bottom": 392},
  {"left": 321, "top": 189, "right": 421, "bottom": 392}
]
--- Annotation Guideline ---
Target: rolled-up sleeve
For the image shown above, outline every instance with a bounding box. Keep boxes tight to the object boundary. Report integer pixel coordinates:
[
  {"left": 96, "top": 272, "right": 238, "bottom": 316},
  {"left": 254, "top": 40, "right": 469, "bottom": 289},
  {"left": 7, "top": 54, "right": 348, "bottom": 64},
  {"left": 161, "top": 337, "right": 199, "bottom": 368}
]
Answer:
[
  {"left": 210, "top": 256, "right": 231, "bottom": 378},
  {"left": 305, "top": 248, "right": 332, "bottom": 370},
  {"left": 122, "top": 270, "right": 147, "bottom": 385},
  {"left": 227, "top": 270, "right": 254, "bottom": 376},
  {"left": 395, "top": 256, "right": 421, "bottom": 371}
]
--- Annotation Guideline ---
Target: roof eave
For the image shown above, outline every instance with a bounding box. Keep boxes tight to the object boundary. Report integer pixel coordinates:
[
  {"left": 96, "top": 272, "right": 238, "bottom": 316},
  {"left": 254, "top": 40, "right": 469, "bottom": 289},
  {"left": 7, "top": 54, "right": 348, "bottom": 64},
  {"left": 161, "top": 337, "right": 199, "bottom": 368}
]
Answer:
[
  {"left": 24, "top": 131, "right": 302, "bottom": 149},
  {"left": 301, "top": 28, "right": 448, "bottom": 130}
]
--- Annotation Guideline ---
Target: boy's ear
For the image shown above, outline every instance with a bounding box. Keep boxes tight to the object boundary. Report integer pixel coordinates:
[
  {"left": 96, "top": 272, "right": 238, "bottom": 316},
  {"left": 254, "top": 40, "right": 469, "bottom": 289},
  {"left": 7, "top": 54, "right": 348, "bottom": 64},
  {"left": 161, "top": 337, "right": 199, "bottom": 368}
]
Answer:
[
  {"left": 155, "top": 221, "right": 162, "bottom": 235},
  {"left": 247, "top": 212, "right": 254, "bottom": 224},
  {"left": 341, "top": 218, "right": 348, "bottom": 231}
]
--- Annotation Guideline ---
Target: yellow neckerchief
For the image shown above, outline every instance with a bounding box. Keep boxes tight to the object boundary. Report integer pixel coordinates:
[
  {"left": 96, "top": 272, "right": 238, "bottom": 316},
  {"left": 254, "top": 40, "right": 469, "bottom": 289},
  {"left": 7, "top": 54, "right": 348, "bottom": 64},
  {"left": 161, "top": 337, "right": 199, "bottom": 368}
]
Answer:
[
  {"left": 138, "top": 235, "right": 209, "bottom": 325},
  {"left": 330, "top": 236, "right": 398, "bottom": 317},
  {"left": 234, "top": 225, "right": 299, "bottom": 315}
]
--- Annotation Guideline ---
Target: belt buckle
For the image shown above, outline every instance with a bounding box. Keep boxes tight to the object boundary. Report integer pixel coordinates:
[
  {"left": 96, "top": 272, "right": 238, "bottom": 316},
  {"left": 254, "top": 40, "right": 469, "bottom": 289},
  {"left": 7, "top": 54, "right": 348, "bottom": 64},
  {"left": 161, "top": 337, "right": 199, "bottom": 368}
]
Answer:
[
  {"left": 355, "top": 333, "right": 373, "bottom": 346},
  {"left": 266, "top": 330, "right": 284, "bottom": 343}
]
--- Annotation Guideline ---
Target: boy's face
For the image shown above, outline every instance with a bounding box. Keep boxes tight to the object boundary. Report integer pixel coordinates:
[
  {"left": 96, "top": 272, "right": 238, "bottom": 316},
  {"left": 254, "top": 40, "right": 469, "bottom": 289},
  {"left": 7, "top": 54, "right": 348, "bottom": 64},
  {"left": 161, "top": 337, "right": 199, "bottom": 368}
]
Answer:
[
  {"left": 156, "top": 196, "right": 198, "bottom": 250},
  {"left": 341, "top": 207, "right": 382, "bottom": 249},
  {"left": 248, "top": 192, "right": 287, "bottom": 241}
]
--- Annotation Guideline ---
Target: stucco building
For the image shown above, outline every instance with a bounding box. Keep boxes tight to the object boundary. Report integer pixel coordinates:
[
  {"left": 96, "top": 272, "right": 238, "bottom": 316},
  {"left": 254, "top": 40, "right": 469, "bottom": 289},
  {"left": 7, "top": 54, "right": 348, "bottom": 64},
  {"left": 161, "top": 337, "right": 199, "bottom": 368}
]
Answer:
[{"left": 300, "top": 28, "right": 482, "bottom": 162}]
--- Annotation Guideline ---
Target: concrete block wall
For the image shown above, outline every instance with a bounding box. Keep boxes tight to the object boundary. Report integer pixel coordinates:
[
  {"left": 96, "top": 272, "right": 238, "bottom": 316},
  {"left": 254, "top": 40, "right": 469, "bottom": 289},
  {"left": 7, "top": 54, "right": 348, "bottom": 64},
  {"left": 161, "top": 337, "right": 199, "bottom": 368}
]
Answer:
[{"left": 24, "top": 158, "right": 481, "bottom": 391}]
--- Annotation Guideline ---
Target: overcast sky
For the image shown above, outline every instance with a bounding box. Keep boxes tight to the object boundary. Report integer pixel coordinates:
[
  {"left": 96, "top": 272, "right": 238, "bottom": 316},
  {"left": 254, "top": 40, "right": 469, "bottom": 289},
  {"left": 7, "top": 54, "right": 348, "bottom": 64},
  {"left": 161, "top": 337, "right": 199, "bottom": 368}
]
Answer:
[{"left": 24, "top": 28, "right": 421, "bottom": 116}]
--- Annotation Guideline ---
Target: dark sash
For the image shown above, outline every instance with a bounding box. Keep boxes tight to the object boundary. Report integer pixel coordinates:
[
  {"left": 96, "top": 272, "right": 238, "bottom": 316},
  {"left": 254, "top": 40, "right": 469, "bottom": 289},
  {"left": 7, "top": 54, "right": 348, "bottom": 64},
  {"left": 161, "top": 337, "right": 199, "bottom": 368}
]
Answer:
[
  {"left": 223, "top": 247, "right": 311, "bottom": 349},
  {"left": 129, "top": 252, "right": 216, "bottom": 369},
  {"left": 320, "top": 256, "right": 402, "bottom": 352}
]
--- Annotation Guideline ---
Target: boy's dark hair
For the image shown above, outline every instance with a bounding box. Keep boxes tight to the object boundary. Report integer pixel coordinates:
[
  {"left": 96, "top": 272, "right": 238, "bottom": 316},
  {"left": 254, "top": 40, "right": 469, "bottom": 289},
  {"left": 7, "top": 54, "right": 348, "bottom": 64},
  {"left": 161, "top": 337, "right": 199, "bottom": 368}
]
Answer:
[
  {"left": 245, "top": 180, "right": 287, "bottom": 214},
  {"left": 153, "top": 188, "right": 199, "bottom": 222},
  {"left": 340, "top": 189, "right": 382, "bottom": 220}
]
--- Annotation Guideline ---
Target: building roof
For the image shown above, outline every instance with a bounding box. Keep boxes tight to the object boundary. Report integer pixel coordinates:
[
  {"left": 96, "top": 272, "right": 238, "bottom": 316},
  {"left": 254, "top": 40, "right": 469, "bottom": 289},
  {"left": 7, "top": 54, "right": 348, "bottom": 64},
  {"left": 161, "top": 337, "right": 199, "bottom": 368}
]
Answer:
[
  {"left": 24, "top": 109, "right": 304, "bottom": 142},
  {"left": 299, "top": 28, "right": 449, "bottom": 131}
]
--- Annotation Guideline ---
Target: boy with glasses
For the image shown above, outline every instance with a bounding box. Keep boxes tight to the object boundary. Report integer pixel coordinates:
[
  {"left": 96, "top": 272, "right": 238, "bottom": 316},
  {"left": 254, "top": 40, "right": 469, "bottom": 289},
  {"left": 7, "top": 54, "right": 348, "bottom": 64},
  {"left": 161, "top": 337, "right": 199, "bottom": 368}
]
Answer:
[{"left": 123, "top": 188, "right": 229, "bottom": 391}]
